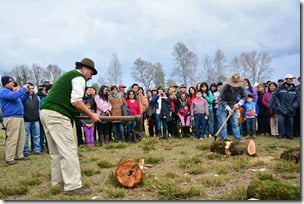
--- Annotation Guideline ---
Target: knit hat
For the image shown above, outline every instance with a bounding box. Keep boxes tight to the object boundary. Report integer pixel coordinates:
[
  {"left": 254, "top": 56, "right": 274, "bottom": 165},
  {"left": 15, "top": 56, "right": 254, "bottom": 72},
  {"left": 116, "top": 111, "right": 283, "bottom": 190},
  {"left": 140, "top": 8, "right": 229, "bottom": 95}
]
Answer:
[{"left": 1, "top": 76, "right": 14, "bottom": 87}]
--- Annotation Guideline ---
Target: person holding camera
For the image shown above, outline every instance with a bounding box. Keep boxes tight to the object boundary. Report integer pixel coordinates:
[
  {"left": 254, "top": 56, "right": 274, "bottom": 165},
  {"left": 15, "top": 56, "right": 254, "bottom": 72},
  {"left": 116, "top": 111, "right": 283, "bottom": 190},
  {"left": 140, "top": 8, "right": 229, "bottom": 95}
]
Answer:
[
  {"left": 0, "top": 76, "right": 30, "bottom": 165},
  {"left": 151, "top": 87, "right": 172, "bottom": 138}
]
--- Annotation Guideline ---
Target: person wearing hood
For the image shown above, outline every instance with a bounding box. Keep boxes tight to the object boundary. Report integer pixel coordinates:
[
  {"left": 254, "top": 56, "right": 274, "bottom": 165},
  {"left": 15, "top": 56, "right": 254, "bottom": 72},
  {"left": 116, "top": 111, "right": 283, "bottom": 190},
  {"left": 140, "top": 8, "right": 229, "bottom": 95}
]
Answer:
[{"left": 272, "top": 74, "right": 300, "bottom": 139}]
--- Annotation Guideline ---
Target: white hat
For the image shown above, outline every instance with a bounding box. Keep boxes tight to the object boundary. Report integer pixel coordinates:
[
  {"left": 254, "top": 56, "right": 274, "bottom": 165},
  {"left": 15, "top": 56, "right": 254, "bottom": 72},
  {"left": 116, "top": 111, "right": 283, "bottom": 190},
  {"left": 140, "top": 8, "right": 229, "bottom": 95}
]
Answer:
[{"left": 284, "top": 74, "right": 295, "bottom": 79}]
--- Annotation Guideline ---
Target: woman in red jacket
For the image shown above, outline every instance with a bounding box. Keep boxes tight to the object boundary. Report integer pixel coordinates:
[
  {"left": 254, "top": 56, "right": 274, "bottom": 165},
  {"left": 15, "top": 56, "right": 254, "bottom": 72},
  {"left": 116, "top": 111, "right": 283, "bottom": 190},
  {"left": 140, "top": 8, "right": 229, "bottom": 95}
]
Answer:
[{"left": 126, "top": 90, "right": 141, "bottom": 142}]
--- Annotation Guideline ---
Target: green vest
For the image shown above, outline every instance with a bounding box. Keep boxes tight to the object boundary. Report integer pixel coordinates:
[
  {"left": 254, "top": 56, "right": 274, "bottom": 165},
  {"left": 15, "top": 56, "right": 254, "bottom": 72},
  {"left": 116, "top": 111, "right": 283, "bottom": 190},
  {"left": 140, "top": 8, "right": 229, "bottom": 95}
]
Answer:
[{"left": 41, "top": 70, "right": 86, "bottom": 120}]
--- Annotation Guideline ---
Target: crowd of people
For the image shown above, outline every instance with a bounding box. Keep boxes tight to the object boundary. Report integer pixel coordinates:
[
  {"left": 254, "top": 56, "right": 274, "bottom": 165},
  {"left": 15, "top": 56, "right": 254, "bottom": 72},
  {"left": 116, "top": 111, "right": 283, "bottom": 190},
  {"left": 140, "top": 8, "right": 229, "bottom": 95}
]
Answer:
[{"left": 0, "top": 56, "right": 300, "bottom": 195}]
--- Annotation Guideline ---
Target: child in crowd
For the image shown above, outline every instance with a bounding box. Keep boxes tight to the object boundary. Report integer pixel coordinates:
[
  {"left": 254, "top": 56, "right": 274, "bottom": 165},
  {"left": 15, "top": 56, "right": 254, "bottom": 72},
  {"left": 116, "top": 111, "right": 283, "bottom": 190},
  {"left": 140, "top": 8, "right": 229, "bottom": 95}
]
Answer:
[
  {"left": 191, "top": 91, "right": 209, "bottom": 139},
  {"left": 237, "top": 105, "right": 245, "bottom": 136},
  {"left": 243, "top": 94, "right": 259, "bottom": 137},
  {"left": 80, "top": 101, "right": 96, "bottom": 147},
  {"left": 178, "top": 104, "right": 191, "bottom": 127}
]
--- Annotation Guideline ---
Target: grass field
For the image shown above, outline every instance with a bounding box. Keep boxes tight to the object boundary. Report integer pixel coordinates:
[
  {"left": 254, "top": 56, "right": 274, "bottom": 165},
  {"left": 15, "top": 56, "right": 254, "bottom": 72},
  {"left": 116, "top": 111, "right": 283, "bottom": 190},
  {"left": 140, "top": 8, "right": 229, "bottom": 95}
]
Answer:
[{"left": 0, "top": 128, "right": 301, "bottom": 200}]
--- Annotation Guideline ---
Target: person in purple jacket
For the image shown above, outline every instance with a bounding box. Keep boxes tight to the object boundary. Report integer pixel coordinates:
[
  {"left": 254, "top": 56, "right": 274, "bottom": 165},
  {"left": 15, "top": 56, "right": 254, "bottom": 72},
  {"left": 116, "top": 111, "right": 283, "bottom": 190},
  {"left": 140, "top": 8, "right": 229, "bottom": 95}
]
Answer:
[{"left": 0, "top": 76, "right": 30, "bottom": 165}]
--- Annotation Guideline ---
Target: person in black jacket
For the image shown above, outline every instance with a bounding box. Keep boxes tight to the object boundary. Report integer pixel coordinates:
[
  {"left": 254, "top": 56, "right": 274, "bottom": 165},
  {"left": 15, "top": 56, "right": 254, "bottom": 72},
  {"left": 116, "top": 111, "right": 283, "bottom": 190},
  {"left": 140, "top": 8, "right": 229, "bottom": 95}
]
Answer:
[
  {"left": 272, "top": 74, "right": 300, "bottom": 139},
  {"left": 23, "top": 83, "right": 41, "bottom": 156},
  {"left": 37, "top": 81, "right": 51, "bottom": 152},
  {"left": 217, "top": 74, "right": 247, "bottom": 141}
]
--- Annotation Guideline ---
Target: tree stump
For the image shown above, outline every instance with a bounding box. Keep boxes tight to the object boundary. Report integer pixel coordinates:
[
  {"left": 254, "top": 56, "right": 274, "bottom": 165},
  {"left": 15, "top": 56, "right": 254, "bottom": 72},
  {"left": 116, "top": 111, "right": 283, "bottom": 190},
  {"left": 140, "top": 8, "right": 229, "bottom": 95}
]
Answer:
[
  {"left": 115, "top": 159, "right": 143, "bottom": 188},
  {"left": 280, "top": 147, "right": 300, "bottom": 163},
  {"left": 210, "top": 138, "right": 256, "bottom": 156}
]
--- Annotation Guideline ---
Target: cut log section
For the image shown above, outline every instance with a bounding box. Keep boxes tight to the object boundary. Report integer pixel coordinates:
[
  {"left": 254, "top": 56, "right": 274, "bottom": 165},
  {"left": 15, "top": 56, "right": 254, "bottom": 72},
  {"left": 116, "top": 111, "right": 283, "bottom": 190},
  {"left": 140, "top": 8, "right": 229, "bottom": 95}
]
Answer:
[
  {"left": 115, "top": 159, "right": 143, "bottom": 188},
  {"left": 280, "top": 147, "right": 301, "bottom": 163},
  {"left": 76, "top": 115, "right": 142, "bottom": 121},
  {"left": 210, "top": 139, "right": 256, "bottom": 156},
  {"left": 76, "top": 115, "right": 145, "bottom": 135}
]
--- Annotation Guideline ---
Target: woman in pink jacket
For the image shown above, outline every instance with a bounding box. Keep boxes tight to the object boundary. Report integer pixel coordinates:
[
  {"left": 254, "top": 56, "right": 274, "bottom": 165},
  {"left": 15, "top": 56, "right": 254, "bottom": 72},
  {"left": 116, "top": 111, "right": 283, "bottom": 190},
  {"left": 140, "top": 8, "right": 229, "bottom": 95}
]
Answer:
[{"left": 95, "top": 85, "right": 112, "bottom": 145}]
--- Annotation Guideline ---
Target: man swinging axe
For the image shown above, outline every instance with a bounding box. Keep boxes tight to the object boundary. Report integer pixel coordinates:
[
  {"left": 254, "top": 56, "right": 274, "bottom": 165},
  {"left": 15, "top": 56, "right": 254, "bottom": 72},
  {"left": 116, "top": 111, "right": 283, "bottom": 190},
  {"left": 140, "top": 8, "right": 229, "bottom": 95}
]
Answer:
[
  {"left": 40, "top": 58, "right": 101, "bottom": 195},
  {"left": 216, "top": 74, "right": 247, "bottom": 141}
]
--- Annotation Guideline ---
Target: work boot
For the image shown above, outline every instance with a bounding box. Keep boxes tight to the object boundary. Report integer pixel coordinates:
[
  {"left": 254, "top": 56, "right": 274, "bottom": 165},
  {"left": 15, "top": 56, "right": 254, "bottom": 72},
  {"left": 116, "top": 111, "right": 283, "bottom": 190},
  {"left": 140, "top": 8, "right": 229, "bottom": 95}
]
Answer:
[
  {"left": 15, "top": 157, "right": 30, "bottom": 161},
  {"left": 64, "top": 187, "right": 92, "bottom": 195},
  {"left": 6, "top": 160, "right": 17, "bottom": 165}
]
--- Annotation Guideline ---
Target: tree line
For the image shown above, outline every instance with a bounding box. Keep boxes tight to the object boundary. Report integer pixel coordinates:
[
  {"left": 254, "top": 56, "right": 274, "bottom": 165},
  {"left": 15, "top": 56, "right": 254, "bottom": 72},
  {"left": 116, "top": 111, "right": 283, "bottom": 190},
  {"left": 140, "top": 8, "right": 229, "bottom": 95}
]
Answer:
[
  {"left": 2, "top": 64, "right": 63, "bottom": 90},
  {"left": 2, "top": 42, "right": 273, "bottom": 91}
]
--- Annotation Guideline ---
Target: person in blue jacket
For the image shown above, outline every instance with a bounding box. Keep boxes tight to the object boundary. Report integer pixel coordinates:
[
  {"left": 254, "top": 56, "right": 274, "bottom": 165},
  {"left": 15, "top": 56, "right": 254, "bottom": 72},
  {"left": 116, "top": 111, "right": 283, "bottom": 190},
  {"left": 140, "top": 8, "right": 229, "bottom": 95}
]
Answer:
[
  {"left": 272, "top": 74, "right": 300, "bottom": 139},
  {"left": 0, "top": 76, "right": 30, "bottom": 165},
  {"left": 243, "top": 94, "right": 259, "bottom": 137}
]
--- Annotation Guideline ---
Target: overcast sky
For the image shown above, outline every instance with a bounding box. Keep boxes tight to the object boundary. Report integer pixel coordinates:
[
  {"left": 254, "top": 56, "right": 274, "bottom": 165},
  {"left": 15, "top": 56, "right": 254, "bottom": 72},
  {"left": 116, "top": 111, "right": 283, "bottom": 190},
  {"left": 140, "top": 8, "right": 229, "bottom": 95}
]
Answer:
[{"left": 0, "top": 0, "right": 300, "bottom": 87}]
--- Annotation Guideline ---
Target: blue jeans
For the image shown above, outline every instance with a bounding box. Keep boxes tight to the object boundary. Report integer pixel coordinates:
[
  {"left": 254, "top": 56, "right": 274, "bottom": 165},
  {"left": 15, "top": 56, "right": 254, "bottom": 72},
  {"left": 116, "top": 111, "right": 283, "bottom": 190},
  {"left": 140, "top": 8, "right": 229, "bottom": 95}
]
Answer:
[
  {"left": 128, "top": 121, "right": 137, "bottom": 141},
  {"left": 217, "top": 104, "right": 241, "bottom": 140},
  {"left": 278, "top": 114, "right": 294, "bottom": 138},
  {"left": 194, "top": 113, "right": 207, "bottom": 139},
  {"left": 208, "top": 108, "right": 214, "bottom": 135},
  {"left": 239, "top": 123, "right": 244, "bottom": 136},
  {"left": 24, "top": 121, "right": 41, "bottom": 154},
  {"left": 112, "top": 122, "right": 124, "bottom": 142},
  {"left": 154, "top": 114, "right": 167, "bottom": 131},
  {"left": 246, "top": 118, "right": 256, "bottom": 135}
]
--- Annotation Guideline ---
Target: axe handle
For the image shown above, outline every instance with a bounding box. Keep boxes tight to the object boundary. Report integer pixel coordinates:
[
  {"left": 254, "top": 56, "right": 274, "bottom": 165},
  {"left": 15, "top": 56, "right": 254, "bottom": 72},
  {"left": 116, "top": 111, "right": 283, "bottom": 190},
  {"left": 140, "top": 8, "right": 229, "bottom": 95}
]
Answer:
[
  {"left": 215, "top": 108, "right": 236, "bottom": 137},
  {"left": 75, "top": 115, "right": 142, "bottom": 121}
]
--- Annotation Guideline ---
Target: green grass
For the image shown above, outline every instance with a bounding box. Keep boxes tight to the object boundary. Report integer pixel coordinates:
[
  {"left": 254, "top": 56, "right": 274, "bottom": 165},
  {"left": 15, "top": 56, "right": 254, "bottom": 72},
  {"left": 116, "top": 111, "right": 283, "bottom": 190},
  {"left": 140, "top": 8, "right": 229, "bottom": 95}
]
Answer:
[
  {"left": 0, "top": 129, "right": 301, "bottom": 200},
  {"left": 103, "top": 187, "right": 126, "bottom": 199},
  {"left": 18, "top": 177, "right": 43, "bottom": 186},
  {"left": 97, "top": 160, "right": 115, "bottom": 168}
]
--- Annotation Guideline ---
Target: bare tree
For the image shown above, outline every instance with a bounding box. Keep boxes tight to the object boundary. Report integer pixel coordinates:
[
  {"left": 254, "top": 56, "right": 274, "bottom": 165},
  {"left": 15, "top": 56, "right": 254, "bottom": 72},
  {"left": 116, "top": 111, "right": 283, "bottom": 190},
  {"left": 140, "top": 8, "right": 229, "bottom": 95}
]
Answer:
[
  {"left": 256, "top": 52, "right": 272, "bottom": 82},
  {"left": 32, "top": 63, "right": 45, "bottom": 89},
  {"left": 107, "top": 54, "right": 123, "bottom": 85},
  {"left": 238, "top": 52, "right": 250, "bottom": 79},
  {"left": 165, "top": 79, "right": 178, "bottom": 88},
  {"left": 10, "top": 64, "right": 33, "bottom": 85},
  {"left": 131, "top": 58, "right": 154, "bottom": 90},
  {"left": 203, "top": 54, "right": 217, "bottom": 84},
  {"left": 45, "top": 64, "right": 63, "bottom": 82},
  {"left": 153, "top": 62, "right": 165, "bottom": 89},
  {"left": 213, "top": 49, "right": 227, "bottom": 82},
  {"left": 171, "top": 42, "right": 198, "bottom": 87},
  {"left": 231, "top": 50, "right": 272, "bottom": 83},
  {"left": 231, "top": 56, "right": 241, "bottom": 74},
  {"left": 97, "top": 76, "right": 109, "bottom": 86}
]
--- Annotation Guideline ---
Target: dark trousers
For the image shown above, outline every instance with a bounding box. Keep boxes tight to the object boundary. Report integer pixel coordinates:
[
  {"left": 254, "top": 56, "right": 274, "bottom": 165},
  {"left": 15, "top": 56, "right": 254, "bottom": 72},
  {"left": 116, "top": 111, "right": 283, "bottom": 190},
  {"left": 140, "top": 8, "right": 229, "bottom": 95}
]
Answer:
[
  {"left": 278, "top": 114, "right": 294, "bottom": 138},
  {"left": 257, "top": 115, "right": 270, "bottom": 134},
  {"left": 76, "top": 120, "right": 84, "bottom": 145}
]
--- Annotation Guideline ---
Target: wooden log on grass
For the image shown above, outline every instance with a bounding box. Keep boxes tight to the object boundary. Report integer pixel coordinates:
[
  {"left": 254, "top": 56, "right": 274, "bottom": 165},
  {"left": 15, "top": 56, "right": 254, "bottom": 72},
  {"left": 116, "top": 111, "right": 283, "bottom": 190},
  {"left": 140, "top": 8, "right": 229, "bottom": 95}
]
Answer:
[
  {"left": 115, "top": 159, "right": 143, "bottom": 188},
  {"left": 210, "top": 139, "right": 256, "bottom": 156},
  {"left": 76, "top": 115, "right": 142, "bottom": 121},
  {"left": 76, "top": 115, "right": 145, "bottom": 134}
]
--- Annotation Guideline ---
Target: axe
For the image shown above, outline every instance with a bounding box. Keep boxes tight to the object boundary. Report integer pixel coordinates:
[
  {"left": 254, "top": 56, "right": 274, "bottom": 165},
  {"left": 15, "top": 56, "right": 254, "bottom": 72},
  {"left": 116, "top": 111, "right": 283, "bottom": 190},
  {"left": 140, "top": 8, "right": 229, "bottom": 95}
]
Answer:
[
  {"left": 75, "top": 115, "right": 144, "bottom": 134},
  {"left": 214, "top": 107, "right": 236, "bottom": 137}
]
